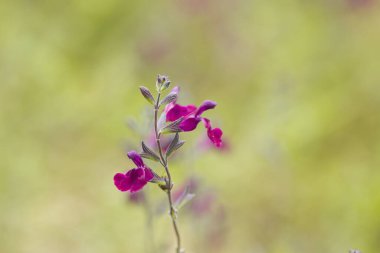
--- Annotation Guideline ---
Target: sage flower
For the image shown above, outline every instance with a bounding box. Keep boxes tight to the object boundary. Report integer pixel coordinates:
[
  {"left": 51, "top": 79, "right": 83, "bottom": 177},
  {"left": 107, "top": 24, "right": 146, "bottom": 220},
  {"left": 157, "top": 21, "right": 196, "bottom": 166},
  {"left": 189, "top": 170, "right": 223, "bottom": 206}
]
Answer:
[{"left": 114, "top": 151, "right": 154, "bottom": 192}]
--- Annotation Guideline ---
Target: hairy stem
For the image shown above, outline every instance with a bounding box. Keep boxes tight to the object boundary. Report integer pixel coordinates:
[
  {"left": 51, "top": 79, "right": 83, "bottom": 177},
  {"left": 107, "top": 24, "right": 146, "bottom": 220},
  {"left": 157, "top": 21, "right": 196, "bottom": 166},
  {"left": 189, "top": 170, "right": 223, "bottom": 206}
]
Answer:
[{"left": 154, "top": 92, "right": 182, "bottom": 253}]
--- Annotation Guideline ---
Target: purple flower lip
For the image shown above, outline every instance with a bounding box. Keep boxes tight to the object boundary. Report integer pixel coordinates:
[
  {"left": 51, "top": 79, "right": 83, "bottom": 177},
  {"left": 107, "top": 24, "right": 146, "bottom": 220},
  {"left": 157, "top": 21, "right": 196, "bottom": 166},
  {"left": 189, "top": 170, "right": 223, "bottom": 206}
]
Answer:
[
  {"left": 127, "top": 151, "right": 144, "bottom": 167},
  {"left": 114, "top": 151, "right": 154, "bottom": 192},
  {"left": 165, "top": 104, "right": 197, "bottom": 122},
  {"left": 195, "top": 100, "right": 217, "bottom": 117},
  {"left": 179, "top": 117, "right": 201, "bottom": 131}
]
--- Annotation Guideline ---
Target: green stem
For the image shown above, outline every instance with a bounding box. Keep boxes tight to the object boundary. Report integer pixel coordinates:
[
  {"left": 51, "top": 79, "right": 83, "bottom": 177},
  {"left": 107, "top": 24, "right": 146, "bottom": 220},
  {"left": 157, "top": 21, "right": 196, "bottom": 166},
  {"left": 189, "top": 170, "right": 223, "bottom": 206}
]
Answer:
[{"left": 154, "top": 92, "right": 182, "bottom": 253}]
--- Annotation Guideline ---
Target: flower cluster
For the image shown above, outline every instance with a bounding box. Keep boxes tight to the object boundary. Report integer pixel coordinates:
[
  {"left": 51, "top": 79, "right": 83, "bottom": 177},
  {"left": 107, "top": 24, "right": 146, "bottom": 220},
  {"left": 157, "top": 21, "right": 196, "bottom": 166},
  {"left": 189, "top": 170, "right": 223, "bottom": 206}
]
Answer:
[{"left": 114, "top": 76, "right": 224, "bottom": 194}]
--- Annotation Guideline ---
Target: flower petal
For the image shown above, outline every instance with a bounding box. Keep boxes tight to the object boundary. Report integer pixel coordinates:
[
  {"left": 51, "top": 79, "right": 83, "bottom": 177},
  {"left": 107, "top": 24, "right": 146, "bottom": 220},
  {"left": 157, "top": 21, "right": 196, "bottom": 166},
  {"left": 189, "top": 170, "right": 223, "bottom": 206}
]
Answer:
[
  {"left": 129, "top": 168, "right": 144, "bottom": 180},
  {"left": 170, "top": 86, "right": 180, "bottom": 96},
  {"left": 202, "top": 118, "right": 211, "bottom": 129},
  {"left": 179, "top": 117, "right": 201, "bottom": 131},
  {"left": 195, "top": 100, "right": 217, "bottom": 117},
  {"left": 144, "top": 168, "right": 154, "bottom": 181},
  {"left": 114, "top": 173, "right": 132, "bottom": 191},
  {"left": 207, "top": 127, "right": 223, "bottom": 148},
  {"left": 130, "top": 179, "right": 147, "bottom": 192},
  {"left": 166, "top": 104, "right": 197, "bottom": 122},
  {"left": 127, "top": 151, "right": 144, "bottom": 167}
]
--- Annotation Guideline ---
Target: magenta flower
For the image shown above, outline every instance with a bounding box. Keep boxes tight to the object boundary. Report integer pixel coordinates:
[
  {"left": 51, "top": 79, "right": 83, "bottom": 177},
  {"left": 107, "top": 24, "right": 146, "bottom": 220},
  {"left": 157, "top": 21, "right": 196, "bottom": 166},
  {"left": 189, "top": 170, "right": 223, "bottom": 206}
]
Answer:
[
  {"left": 113, "top": 151, "right": 154, "bottom": 192},
  {"left": 165, "top": 99, "right": 223, "bottom": 147}
]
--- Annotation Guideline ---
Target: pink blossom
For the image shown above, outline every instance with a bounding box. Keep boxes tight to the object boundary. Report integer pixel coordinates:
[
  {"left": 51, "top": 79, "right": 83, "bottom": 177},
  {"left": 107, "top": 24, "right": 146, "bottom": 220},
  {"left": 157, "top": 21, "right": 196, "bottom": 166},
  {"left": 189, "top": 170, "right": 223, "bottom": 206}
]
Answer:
[
  {"left": 165, "top": 100, "right": 223, "bottom": 147},
  {"left": 113, "top": 151, "right": 154, "bottom": 192}
]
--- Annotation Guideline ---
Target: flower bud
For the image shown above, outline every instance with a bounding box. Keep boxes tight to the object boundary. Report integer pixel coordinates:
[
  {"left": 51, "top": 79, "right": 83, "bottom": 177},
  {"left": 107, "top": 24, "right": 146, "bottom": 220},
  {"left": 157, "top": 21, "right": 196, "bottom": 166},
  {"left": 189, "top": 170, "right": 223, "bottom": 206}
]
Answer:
[
  {"left": 160, "top": 80, "right": 171, "bottom": 92},
  {"left": 156, "top": 74, "right": 171, "bottom": 92},
  {"left": 158, "top": 178, "right": 173, "bottom": 192}
]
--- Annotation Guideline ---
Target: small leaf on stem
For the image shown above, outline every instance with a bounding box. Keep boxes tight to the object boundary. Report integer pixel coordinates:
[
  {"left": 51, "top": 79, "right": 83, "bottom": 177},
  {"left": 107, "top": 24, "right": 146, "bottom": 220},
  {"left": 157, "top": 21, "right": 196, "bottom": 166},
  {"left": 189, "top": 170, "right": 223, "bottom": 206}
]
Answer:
[
  {"left": 139, "top": 86, "right": 155, "bottom": 105},
  {"left": 160, "top": 117, "right": 184, "bottom": 134},
  {"left": 174, "top": 186, "right": 195, "bottom": 211},
  {"left": 166, "top": 133, "right": 185, "bottom": 158},
  {"left": 140, "top": 142, "right": 160, "bottom": 162},
  {"left": 159, "top": 92, "right": 177, "bottom": 107}
]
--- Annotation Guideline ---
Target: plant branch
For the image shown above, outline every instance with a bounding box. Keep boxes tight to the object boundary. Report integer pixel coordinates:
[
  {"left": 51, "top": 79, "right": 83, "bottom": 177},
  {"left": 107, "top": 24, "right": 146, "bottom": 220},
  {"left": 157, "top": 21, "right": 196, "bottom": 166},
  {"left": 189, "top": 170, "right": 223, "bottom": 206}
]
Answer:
[{"left": 154, "top": 92, "right": 182, "bottom": 253}]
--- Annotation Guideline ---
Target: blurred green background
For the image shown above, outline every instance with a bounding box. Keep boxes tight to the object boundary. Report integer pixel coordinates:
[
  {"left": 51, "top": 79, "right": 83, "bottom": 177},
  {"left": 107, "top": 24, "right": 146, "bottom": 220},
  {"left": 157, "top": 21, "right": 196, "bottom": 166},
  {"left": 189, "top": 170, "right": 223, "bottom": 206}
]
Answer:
[{"left": 1, "top": 0, "right": 380, "bottom": 252}]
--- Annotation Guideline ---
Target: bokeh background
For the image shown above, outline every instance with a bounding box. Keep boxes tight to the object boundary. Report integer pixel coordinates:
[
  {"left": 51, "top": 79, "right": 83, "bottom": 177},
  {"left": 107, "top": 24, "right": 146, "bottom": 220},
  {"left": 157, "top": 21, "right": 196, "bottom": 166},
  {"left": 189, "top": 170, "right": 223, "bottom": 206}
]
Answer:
[{"left": 1, "top": 0, "right": 380, "bottom": 252}]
